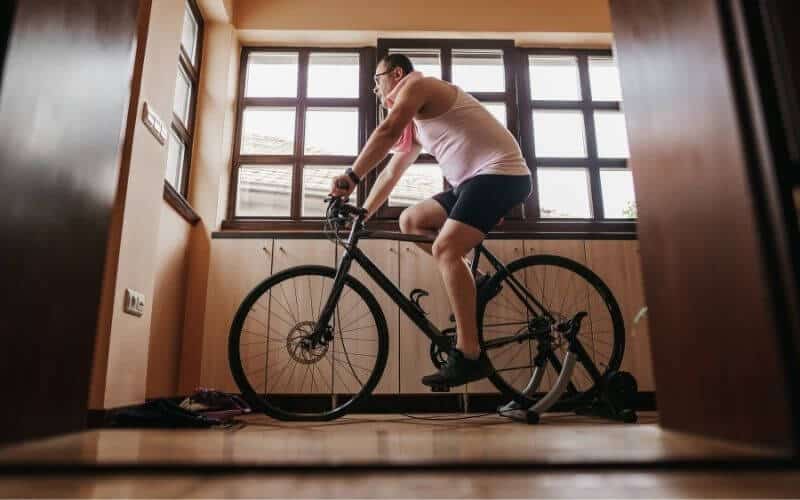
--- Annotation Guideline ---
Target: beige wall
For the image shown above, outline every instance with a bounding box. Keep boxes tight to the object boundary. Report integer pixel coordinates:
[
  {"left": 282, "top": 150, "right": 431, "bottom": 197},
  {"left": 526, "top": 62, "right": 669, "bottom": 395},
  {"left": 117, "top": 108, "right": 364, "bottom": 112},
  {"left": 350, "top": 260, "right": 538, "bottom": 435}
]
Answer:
[
  {"left": 91, "top": 0, "right": 186, "bottom": 409},
  {"left": 146, "top": 202, "right": 192, "bottom": 399},
  {"left": 94, "top": 0, "right": 619, "bottom": 406},
  {"left": 234, "top": 0, "right": 612, "bottom": 33},
  {"left": 179, "top": 20, "right": 241, "bottom": 394}
]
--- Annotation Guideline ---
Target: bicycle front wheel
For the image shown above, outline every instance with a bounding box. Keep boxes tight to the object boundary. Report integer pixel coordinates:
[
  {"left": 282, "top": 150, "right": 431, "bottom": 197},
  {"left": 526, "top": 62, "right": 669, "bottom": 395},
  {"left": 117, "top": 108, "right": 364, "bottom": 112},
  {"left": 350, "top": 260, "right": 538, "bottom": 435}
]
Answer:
[
  {"left": 229, "top": 265, "right": 389, "bottom": 421},
  {"left": 478, "top": 254, "right": 625, "bottom": 409}
]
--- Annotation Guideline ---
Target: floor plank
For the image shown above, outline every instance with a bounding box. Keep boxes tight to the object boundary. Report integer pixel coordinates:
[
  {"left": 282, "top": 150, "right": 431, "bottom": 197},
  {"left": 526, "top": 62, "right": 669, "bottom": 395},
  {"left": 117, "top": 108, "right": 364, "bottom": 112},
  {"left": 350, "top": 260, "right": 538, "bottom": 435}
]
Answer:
[
  {"left": 1, "top": 470, "right": 800, "bottom": 498},
  {"left": 0, "top": 413, "right": 782, "bottom": 469}
]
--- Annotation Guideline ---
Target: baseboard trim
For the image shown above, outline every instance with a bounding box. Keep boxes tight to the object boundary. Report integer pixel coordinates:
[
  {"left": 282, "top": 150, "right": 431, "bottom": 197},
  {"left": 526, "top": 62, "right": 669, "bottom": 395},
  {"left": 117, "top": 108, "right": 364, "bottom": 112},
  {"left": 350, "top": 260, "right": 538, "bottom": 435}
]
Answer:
[{"left": 86, "top": 392, "right": 656, "bottom": 427}]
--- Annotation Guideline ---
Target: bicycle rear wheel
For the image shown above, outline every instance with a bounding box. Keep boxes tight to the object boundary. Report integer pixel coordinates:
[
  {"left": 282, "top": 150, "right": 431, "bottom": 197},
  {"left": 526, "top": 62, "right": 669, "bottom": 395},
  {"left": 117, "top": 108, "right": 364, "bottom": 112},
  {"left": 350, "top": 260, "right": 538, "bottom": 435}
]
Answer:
[
  {"left": 229, "top": 265, "right": 389, "bottom": 421},
  {"left": 477, "top": 254, "right": 625, "bottom": 409}
]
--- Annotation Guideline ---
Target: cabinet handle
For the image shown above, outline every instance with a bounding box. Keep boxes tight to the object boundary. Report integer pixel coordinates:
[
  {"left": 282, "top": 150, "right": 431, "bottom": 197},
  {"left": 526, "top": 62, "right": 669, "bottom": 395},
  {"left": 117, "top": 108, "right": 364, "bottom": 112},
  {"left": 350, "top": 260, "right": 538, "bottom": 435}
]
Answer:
[
  {"left": 262, "top": 246, "right": 271, "bottom": 255},
  {"left": 388, "top": 247, "right": 396, "bottom": 254},
  {"left": 279, "top": 246, "right": 286, "bottom": 254}
]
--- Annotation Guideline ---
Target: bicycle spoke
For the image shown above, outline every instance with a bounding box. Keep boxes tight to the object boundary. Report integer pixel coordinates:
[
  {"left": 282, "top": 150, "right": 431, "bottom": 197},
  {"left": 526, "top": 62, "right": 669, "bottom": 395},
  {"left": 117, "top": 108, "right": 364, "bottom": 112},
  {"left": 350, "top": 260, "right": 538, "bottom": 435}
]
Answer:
[
  {"left": 338, "top": 324, "right": 378, "bottom": 334},
  {"left": 308, "top": 276, "right": 315, "bottom": 323},
  {"left": 276, "top": 285, "right": 300, "bottom": 325}
]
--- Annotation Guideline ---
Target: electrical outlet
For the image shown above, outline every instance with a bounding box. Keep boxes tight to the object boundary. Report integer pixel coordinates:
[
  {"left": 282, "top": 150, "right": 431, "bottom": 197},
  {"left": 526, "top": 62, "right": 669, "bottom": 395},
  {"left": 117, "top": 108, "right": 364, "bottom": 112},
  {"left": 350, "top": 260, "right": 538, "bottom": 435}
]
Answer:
[{"left": 124, "top": 288, "right": 145, "bottom": 317}]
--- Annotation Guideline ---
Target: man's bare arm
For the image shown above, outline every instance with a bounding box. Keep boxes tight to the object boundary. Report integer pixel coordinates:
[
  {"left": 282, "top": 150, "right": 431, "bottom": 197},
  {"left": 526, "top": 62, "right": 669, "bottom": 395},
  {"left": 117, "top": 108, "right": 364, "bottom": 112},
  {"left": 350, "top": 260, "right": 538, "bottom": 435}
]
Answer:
[
  {"left": 362, "top": 144, "right": 422, "bottom": 219},
  {"left": 350, "top": 80, "right": 427, "bottom": 179}
]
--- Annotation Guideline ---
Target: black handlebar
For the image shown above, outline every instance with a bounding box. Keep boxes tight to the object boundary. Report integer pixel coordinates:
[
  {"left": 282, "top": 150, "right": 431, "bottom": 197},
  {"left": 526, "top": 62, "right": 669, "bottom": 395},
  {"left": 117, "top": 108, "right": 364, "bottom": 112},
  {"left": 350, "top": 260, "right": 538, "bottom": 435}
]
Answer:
[{"left": 324, "top": 195, "right": 367, "bottom": 220}]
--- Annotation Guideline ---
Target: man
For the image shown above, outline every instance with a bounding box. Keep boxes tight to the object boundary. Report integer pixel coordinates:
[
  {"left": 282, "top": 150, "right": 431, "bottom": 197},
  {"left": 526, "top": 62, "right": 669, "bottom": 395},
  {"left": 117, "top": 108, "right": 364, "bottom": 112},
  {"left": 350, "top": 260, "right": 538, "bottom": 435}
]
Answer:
[{"left": 330, "top": 54, "right": 532, "bottom": 388}]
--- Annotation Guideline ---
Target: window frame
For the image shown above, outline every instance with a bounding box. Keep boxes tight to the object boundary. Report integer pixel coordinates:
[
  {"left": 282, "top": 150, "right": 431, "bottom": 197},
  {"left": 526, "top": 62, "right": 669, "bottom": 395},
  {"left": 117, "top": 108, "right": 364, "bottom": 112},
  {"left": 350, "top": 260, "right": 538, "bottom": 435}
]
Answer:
[
  {"left": 223, "top": 42, "right": 636, "bottom": 235},
  {"left": 163, "top": 0, "right": 203, "bottom": 224},
  {"left": 226, "top": 47, "right": 374, "bottom": 228},
  {"left": 518, "top": 47, "right": 634, "bottom": 231}
]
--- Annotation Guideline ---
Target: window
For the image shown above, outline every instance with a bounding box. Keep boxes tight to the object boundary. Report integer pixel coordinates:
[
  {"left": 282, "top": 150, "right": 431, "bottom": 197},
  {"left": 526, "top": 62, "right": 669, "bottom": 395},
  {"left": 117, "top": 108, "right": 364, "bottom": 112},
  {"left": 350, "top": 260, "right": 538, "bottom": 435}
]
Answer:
[
  {"left": 520, "top": 49, "right": 634, "bottom": 223},
  {"left": 164, "top": 0, "right": 203, "bottom": 221},
  {"left": 225, "top": 42, "right": 634, "bottom": 233},
  {"left": 231, "top": 48, "right": 370, "bottom": 222}
]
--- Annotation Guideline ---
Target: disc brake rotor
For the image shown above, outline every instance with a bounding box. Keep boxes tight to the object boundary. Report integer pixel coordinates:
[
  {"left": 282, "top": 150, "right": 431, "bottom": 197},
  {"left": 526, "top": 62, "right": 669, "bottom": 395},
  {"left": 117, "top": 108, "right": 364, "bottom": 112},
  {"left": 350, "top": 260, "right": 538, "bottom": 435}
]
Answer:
[{"left": 286, "top": 321, "right": 328, "bottom": 364}]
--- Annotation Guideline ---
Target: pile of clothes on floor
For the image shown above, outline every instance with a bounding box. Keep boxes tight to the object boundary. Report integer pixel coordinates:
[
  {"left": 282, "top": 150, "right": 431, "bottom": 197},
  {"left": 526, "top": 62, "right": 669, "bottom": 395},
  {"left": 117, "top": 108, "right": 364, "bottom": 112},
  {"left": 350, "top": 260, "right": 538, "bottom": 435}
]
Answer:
[{"left": 110, "top": 388, "right": 251, "bottom": 428}]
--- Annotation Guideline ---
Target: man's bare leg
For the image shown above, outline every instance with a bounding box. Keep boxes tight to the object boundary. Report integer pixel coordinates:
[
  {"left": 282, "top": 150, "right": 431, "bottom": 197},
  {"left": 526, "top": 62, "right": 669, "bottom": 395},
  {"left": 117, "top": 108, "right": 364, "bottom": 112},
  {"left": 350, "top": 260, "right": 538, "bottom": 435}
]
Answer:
[
  {"left": 432, "top": 219, "right": 486, "bottom": 359},
  {"left": 399, "top": 200, "right": 485, "bottom": 275}
]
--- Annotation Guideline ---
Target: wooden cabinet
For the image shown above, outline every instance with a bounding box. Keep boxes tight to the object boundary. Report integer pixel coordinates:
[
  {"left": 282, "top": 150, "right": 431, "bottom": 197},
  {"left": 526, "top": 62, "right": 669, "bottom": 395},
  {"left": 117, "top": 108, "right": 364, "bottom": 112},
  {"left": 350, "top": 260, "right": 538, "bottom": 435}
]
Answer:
[
  {"left": 468, "top": 240, "right": 525, "bottom": 394},
  {"left": 347, "top": 240, "right": 401, "bottom": 394},
  {"left": 398, "top": 242, "right": 462, "bottom": 393},
  {"left": 198, "top": 237, "right": 655, "bottom": 402},
  {"left": 201, "top": 239, "right": 273, "bottom": 392},
  {"left": 262, "top": 239, "right": 337, "bottom": 395},
  {"left": 585, "top": 241, "right": 655, "bottom": 391}
]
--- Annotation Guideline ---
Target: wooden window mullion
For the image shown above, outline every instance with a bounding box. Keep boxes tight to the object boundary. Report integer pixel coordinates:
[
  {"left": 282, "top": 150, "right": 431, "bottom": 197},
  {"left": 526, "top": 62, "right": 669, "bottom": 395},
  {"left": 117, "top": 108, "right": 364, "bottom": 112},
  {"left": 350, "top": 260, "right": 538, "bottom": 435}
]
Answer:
[
  {"left": 293, "top": 49, "right": 310, "bottom": 220},
  {"left": 578, "top": 54, "right": 604, "bottom": 220}
]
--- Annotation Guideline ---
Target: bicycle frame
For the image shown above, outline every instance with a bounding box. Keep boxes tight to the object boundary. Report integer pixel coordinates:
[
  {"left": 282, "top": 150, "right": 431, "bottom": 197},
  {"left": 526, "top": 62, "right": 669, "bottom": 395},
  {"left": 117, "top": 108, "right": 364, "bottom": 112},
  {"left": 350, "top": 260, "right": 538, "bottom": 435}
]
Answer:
[{"left": 313, "top": 216, "right": 552, "bottom": 352}]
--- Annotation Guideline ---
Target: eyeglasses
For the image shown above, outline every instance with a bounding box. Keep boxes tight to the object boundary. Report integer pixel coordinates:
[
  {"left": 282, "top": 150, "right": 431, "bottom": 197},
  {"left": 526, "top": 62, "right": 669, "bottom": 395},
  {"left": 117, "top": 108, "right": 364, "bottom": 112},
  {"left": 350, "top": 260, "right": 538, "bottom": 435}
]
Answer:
[{"left": 373, "top": 69, "right": 393, "bottom": 84}]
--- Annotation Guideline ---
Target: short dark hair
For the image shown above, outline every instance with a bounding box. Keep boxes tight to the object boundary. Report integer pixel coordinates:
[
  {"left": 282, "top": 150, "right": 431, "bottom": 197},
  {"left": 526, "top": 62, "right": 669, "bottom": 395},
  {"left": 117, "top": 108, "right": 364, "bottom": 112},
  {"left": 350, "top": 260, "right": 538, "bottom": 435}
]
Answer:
[{"left": 380, "top": 53, "right": 414, "bottom": 77}]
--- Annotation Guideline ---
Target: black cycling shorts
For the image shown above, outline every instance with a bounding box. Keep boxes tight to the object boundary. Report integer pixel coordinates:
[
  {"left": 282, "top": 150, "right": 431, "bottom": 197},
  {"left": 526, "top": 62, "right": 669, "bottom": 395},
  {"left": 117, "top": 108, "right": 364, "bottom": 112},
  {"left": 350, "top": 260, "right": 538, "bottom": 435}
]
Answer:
[{"left": 432, "top": 174, "right": 532, "bottom": 234}]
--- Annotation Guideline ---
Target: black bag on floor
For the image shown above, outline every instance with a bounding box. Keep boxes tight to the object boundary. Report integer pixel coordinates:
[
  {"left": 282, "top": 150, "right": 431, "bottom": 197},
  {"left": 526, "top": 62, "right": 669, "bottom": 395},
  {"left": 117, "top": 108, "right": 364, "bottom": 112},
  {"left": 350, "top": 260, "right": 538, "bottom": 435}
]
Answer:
[{"left": 110, "top": 399, "right": 223, "bottom": 428}]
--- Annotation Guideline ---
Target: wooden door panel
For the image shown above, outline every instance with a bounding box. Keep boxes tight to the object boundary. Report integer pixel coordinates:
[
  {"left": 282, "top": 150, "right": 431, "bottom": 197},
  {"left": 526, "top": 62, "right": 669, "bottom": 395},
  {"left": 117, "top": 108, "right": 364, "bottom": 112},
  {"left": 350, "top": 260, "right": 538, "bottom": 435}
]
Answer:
[
  {"left": 585, "top": 241, "right": 655, "bottom": 391},
  {"left": 469, "top": 240, "right": 525, "bottom": 394},
  {"left": 265, "top": 240, "right": 336, "bottom": 395},
  {"left": 202, "top": 239, "right": 272, "bottom": 392},
  {"left": 398, "top": 243, "right": 463, "bottom": 393},
  {"left": 343, "top": 240, "right": 400, "bottom": 394}
]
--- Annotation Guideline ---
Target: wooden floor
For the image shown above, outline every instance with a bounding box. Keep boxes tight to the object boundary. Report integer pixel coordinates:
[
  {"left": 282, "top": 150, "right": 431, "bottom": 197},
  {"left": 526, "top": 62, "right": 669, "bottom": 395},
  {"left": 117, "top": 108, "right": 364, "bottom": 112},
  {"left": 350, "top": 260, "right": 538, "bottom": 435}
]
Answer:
[{"left": 0, "top": 412, "right": 797, "bottom": 498}]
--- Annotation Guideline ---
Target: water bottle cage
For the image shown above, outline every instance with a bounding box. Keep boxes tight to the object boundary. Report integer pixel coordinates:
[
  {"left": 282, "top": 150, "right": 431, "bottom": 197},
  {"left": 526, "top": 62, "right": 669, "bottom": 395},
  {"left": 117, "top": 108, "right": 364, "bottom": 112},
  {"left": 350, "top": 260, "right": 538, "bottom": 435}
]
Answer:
[{"left": 409, "top": 288, "right": 429, "bottom": 316}]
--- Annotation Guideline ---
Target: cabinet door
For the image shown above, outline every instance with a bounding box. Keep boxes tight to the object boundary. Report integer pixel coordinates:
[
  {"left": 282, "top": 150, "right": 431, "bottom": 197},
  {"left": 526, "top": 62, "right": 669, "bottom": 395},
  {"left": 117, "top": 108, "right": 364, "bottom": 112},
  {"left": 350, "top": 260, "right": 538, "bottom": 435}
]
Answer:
[
  {"left": 264, "top": 239, "right": 337, "bottom": 395},
  {"left": 201, "top": 239, "right": 272, "bottom": 392},
  {"left": 342, "top": 240, "right": 400, "bottom": 394},
  {"left": 398, "top": 242, "right": 463, "bottom": 393},
  {"left": 469, "top": 240, "right": 525, "bottom": 394},
  {"left": 585, "top": 240, "right": 655, "bottom": 391},
  {"left": 523, "top": 240, "right": 591, "bottom": 394}
]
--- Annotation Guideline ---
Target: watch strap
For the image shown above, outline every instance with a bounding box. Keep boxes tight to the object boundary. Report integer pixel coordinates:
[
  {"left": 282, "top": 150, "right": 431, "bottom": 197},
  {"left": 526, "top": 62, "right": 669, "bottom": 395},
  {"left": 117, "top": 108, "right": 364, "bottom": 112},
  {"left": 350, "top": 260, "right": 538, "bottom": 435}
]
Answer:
[{"left": 345, "top": 167, "right": 361, "bottom": 185}]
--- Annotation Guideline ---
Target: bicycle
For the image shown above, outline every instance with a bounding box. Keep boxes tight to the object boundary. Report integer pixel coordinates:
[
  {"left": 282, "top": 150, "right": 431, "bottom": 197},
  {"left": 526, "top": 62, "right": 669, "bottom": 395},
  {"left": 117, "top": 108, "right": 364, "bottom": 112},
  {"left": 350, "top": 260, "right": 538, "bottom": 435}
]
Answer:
[{"left": 228, "top": 196, "right": 627, "bottom": 421}]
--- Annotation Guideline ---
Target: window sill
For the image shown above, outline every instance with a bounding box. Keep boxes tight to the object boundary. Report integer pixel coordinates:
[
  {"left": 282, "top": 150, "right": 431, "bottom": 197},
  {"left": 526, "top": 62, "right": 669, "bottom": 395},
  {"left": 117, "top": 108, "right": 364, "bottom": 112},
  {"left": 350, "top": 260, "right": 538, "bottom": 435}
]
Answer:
[
  {"left": 217, "top": 218, "right": 636, "bottom": 239},
  {"left": 163, "top": 181, "right": 200, "bottom": 225}
]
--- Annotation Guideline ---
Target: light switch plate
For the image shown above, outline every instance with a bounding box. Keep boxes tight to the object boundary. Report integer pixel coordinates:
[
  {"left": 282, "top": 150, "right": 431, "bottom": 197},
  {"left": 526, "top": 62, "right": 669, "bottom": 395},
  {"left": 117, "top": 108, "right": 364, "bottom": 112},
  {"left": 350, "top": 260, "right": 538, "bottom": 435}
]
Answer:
[
  {"left": 124, "top": 288, "right": 145, "bottom": 317},
  {"left": 141, "top": 102, "right": 167, "bottom": 145}
]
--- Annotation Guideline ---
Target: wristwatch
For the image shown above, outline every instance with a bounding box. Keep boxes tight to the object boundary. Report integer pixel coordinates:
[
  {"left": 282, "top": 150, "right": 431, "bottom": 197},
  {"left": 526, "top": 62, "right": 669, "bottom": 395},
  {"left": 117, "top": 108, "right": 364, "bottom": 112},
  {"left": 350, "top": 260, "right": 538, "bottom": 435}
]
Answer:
[{"left": 344, "top": 167, "right": 361, "bottom": 185}]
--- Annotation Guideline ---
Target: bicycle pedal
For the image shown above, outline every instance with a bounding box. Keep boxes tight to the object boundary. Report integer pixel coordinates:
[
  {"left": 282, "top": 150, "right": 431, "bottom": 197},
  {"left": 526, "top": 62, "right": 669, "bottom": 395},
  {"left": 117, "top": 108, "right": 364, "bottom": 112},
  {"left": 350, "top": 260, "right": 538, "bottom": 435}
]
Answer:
[{"left": 429, "top": 384, "right": 451, "bottom": 393}]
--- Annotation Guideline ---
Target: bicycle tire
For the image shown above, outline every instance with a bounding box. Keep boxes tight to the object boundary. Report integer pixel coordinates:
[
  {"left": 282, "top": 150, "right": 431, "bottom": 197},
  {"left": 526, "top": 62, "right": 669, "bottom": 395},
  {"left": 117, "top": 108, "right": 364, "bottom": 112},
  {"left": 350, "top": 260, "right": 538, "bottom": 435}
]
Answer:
[
  {"left": 229, "top": 265, "right": 389, "bottom": 421},
  {"left": 477, "top": 254, "right": 625, "bottom": 409}
]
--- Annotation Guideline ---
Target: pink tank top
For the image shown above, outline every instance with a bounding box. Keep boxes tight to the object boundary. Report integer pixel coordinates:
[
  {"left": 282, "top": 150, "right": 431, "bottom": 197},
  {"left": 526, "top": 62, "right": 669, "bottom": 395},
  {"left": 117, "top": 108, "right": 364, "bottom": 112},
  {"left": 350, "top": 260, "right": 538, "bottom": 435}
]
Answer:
[{"left": 413, "top": 87, "right": 530, "bottom": 187}]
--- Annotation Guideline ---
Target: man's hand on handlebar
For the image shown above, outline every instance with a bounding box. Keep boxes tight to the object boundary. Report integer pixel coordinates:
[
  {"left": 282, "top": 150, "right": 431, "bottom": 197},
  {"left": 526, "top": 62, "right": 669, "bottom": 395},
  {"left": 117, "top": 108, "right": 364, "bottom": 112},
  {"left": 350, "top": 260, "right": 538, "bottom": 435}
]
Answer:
[{"left": 329, "top": 174, "right": 356, "bottom": 198}]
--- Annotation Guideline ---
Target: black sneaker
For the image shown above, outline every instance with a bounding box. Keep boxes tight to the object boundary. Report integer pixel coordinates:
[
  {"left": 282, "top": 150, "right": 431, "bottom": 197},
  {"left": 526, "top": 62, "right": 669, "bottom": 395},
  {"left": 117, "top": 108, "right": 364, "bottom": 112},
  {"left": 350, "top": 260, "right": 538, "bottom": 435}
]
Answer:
[{"left": 421, "top": 348, "right": 494, "bottom": 388}]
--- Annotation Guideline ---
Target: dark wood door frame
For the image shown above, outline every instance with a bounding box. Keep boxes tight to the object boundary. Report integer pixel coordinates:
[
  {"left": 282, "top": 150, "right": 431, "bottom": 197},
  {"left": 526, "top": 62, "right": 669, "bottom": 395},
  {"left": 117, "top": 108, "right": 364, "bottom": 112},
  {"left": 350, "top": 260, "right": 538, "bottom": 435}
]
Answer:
[
  {"left": 0, "top": 0, "right": 144, "bottom": 445},
  {"left": 610, "top": 0, "right": 799, "bottom": 452}
]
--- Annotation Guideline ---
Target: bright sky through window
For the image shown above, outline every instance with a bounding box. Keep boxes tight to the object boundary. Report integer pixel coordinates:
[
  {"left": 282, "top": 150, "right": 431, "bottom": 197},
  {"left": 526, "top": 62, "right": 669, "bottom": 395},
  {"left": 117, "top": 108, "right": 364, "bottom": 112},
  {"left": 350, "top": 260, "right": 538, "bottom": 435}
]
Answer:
[
  {"left": 533, "top": 110, "right": 587, "bottom": 157},
  {"left": 589, "top": 57, "right": 623, "bottom": 101},
  {"left": 308, "top": 53, "right": 360, "bottom": 98},
  {"left": 246, "top": 53, "right": 298, "bottom": 97},
  {"left": 530, "top": 56, "right": 581, "bottom": 101},
  {"left": 600, "top": 169, "right": 637, "bottom": 218},
  {"left": 241, "top": 108, "right": 296, "bottom": 155},
  {"left": 305, "top": 108, "right": 359, "bottom": 155},
  {"left": 537, "top": 168, "right": 592, "bottom": 218},
  {"left": 452, "top": 50, "right": 505, "bottom": 92}
]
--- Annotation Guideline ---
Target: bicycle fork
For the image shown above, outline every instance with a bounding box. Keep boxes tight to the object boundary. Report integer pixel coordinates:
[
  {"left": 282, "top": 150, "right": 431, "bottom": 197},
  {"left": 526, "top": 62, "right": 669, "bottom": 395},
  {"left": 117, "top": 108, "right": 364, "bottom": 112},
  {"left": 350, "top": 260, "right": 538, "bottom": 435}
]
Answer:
[{"left": 311, "top": 249, "right": 354, "bottom": 346}]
